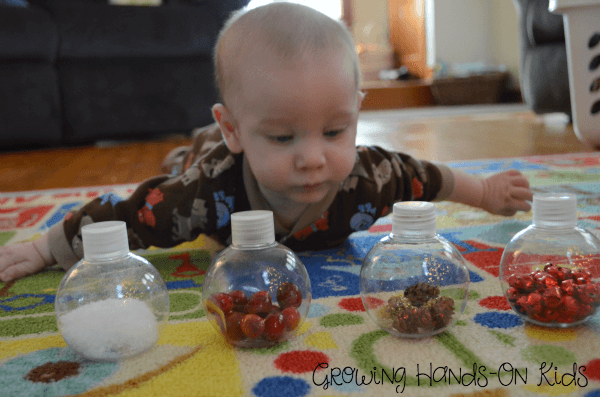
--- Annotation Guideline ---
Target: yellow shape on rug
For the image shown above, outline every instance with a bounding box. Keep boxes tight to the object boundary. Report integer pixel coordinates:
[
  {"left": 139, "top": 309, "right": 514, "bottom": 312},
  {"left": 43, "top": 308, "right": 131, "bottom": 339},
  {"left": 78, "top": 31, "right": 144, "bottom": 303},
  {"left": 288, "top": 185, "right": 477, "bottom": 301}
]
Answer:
[
  {"left": 0, "top": 334, "right": 66, "bottom": 360},
  {"left": 305, "top": 331, "right": 338, "bottom": 350},
  {"left": 119, "top": 321, "right": 244, "bottom": 397},
  {"left": 525, "top": 325, "right": 577, "bottom": 342}
]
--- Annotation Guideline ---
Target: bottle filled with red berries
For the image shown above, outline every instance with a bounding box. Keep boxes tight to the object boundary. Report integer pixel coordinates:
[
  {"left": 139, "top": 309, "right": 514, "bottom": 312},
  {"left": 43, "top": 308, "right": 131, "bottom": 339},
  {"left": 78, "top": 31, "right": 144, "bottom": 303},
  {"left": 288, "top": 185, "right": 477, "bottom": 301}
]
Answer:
[
  {"left": 499, "top": 193, "right": 600, "bottom": 327},
  {"left": 360, "top": 202, "right": 470, "bottom": 338},
  {"left": 202, "top": 211, "right": 311, "bottom": 348}
]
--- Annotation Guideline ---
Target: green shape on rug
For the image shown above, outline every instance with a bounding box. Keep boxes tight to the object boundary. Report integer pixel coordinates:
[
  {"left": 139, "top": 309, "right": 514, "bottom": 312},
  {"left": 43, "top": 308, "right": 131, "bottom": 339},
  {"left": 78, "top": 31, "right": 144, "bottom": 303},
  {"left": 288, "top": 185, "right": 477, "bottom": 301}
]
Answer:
[
  {"left": 168, "top": 288, "right": 205, "bottom": 321},
  {"left": 489, "top": 330, "right": 516, "bottom": 347},
  {"left": 0, "top": 231, "right": 16, "bottom": 246},
  {"left": 0, "top": 314, "right": 58, "bottom": 337},
  {"left": 441, "top": 288, "right": 479, "bottom": 300},
  {"left": 243, "top": 341, "right": 290, "bottom": 355},
  {"left": 521, "top": 345, "right": 576, "bottom": 367},
  {"left": 349, "top": 330, "right": 420, "bottom": 387},
  {"left": 142, "top": 250, "right": 210, "bottom": 285},
  {"left": 9, "top": 268, "right": 63, "bottom": 296},
  {"left": 320, "top": 313, "right": 364, "bottom": 328}
]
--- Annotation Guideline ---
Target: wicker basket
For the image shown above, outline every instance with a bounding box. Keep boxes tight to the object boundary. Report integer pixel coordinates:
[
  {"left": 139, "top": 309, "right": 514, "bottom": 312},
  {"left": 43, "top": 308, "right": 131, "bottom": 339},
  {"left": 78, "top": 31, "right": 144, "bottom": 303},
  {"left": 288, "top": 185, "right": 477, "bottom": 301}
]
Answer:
[{"left": 430, "top": 72, "right": 509, "bottom": 106}]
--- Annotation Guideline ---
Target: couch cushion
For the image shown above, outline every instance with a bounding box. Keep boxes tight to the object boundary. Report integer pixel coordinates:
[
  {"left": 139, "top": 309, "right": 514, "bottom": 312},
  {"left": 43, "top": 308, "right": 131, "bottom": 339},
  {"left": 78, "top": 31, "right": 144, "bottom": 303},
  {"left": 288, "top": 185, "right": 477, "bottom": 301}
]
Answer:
[
  {"left": 526, "top": 0, "right": 565, "bottom": 46},
  {"left": 47, "top": 2, "right": 219, "bottom": 58},
  {"left": 0, "top": 5, "right": 58, "bottom": 61}
]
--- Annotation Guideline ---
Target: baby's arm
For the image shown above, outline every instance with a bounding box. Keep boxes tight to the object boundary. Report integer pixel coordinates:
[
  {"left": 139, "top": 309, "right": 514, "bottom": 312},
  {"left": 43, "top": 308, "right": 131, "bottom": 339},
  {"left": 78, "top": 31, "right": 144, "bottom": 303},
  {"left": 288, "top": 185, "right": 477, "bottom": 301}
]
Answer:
[
  {"left": 446, "top": 169, "right": 533, "bottom": 216},
  {"left": 0, "top": 233, "right": 54, "bottom": 282}
]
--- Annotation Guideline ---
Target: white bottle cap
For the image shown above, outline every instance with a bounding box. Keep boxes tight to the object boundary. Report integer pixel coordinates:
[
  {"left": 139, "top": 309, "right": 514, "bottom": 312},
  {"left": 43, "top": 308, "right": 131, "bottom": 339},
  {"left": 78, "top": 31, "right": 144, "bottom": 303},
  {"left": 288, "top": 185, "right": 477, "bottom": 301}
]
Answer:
[
  {"left": 392, "top": 202, "right": 436, "bottom": 237},
  {"left": 82, "top": 221, "right": 130, "bottom": 261},
  {"left": 231, "top": 210, "right": 275, "bottom": 246},
  {"left": 532, "top": 193, "right": 577, "bottom": 228}
]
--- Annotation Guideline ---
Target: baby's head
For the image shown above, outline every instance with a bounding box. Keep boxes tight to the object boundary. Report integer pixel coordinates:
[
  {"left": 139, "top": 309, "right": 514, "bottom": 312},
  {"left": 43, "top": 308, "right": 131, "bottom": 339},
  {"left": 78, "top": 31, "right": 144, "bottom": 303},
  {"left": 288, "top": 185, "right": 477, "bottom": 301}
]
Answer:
[{"left": 212, "top": 2, "right": 363, "bottom": 209}]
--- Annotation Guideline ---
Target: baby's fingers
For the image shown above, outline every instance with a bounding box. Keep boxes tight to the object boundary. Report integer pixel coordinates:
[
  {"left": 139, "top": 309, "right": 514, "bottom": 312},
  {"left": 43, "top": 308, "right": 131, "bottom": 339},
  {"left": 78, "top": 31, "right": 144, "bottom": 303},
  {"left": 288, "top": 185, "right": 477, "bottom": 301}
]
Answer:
[{"left": 510, "top": 186, "right": 534, "bottom": 202}]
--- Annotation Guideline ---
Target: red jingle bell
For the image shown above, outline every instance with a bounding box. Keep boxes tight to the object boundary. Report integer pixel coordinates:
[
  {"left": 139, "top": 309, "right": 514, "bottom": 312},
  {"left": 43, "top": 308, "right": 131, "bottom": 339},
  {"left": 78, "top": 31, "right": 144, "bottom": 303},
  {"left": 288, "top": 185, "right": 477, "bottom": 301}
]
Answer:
[
  {"left": 542, "top": 286, "right": 562, "bottom": 309},
  {"left": 561, "top": 279, "right": 575, "bottom": 296}
]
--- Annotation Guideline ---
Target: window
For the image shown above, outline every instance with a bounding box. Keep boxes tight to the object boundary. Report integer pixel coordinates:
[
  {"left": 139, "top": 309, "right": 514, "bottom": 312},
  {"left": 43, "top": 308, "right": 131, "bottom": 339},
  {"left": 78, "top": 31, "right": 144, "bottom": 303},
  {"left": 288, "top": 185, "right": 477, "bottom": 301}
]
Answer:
[{"left": 246, "top": 0, "right": 342, "bottom": 21}]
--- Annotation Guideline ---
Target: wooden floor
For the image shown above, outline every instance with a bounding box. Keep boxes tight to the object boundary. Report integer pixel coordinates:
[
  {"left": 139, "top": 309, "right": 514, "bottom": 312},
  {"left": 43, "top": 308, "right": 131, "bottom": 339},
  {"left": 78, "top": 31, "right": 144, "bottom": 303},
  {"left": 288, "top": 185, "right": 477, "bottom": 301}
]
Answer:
[{"left": 0, "top": 104, "right": 594, "bottom": 193}]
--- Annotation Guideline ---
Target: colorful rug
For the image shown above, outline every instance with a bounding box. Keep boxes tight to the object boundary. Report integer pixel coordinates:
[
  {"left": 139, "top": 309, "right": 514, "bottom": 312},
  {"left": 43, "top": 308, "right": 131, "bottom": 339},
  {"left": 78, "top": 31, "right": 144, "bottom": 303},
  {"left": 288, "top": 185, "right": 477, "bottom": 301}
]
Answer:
[{"left": 2, "top": 152, "right": 600, "bottom": 397}]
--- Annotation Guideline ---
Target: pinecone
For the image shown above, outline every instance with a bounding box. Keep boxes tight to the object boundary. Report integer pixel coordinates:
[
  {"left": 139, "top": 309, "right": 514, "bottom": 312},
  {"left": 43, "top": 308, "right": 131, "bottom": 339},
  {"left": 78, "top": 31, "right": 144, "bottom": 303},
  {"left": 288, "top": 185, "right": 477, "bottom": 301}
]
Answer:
[
  {"left": 427, "top": 296, "right": 455, "bottom": 329},
  {"left": 393, "top": 307, "right": 418, "bottom": 334},
  {"left": 404, "top": 282, "right": 440, "bottom": 307},
  {"left": 414, "top": 306, "right": 434, "bottom": 333},
  {"left": 388, "top": 295, "right": 411, "bottom": 311}
]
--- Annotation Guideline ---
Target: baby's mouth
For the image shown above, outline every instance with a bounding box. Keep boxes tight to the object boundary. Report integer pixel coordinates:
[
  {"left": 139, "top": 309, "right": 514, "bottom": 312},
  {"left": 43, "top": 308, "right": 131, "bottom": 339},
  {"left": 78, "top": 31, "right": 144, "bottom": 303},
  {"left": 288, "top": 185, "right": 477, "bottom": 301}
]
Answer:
[{"left": 302, "top": 183, "right": 323, "bottom": 192}]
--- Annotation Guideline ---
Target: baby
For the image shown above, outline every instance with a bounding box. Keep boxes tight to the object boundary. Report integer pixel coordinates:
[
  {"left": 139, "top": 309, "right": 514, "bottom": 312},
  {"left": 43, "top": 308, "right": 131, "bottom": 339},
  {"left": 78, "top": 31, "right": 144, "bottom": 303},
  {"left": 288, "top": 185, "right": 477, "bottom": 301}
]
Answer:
[{"left": 0, "top": 3, "right": 532, "bottom": 282}]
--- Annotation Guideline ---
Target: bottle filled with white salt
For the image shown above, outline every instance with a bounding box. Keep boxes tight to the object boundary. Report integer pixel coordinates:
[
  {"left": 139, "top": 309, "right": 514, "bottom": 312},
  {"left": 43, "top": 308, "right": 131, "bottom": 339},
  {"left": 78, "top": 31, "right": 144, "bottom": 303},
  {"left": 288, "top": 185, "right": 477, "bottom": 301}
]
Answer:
[{"left": 55, "top": 221, "right": 169, "bottom": 361}]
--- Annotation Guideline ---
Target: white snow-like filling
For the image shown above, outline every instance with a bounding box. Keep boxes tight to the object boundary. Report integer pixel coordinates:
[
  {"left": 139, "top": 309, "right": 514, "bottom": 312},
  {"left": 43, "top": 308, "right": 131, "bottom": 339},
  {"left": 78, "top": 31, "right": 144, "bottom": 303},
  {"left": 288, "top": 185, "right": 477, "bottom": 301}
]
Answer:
[{"left": 59, "top": 298, "right": 159, "bottom": 361}]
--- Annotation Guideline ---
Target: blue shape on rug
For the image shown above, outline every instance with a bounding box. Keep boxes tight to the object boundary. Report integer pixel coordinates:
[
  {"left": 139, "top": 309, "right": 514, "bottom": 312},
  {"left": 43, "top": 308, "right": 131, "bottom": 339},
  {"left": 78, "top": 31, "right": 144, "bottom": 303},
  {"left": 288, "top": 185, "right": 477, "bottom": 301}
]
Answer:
[
  {"left": 252, "top": 376, "right": 310, "bottom": 397},
  {"left": 474, "top": 312, "right": 523, "bottom": 329}
]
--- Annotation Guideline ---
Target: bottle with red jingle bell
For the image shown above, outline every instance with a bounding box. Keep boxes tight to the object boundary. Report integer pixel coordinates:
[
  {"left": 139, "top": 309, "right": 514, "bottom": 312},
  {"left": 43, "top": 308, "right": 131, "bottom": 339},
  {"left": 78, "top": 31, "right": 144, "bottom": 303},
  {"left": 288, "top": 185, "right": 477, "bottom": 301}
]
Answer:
[
  {"left": 499, "top": 193, "right": 600, "bottom": 327},
  {"left": 202, "top": 211, "right": 311, "bottom": 348}
]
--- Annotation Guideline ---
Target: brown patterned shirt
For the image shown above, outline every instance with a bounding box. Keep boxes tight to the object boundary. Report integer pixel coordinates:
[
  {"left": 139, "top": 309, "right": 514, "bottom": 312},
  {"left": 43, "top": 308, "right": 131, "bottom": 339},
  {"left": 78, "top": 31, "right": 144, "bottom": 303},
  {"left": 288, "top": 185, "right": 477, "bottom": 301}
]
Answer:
[{"left": 48, "top": 124, "right": 454, "bottom": 270}]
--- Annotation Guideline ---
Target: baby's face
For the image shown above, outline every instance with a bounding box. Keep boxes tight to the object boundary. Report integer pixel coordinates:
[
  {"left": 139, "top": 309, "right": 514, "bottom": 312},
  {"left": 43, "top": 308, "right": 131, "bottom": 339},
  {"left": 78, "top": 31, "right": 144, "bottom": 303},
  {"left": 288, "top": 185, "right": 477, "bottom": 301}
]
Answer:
[{"left": 231, "top": 49, "right": 360, "bottom": 207}]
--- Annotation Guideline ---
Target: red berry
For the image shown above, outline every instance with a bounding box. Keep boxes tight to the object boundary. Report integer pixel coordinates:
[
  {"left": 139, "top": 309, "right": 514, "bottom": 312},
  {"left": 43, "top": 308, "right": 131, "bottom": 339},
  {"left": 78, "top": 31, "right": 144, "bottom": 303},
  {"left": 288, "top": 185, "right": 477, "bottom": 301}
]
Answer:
[
  {"left": 277, "top": 282, "right": 303, "bottom": 309},
  {"left": 282, "top": 307, "right": 301, "bottom": 331},
  {"left": 240, "top": 314, "right": 265, "bottom": 338},
  {"left": 229, "top": 290, "right": 248, "bottom": 308},
  {"left": 246, "top": 291, "right": 272, "bottom": 315},
  {"left": 264, "top": 313, "right": 285, "bottom": 342},
  {"left": 224, "top": 311, "right": 246, "bottom": 342},
  {"left": 210, "top": 292, "right": 234, "bottom": 314}
]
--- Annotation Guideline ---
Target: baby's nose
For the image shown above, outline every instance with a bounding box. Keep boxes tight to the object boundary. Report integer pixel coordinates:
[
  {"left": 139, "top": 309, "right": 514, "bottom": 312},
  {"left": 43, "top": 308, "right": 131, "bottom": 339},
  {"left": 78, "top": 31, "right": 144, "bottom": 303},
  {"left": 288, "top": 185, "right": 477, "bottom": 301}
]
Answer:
[{"left": 295, "top": 141, "right": 326, "bottom": 169}]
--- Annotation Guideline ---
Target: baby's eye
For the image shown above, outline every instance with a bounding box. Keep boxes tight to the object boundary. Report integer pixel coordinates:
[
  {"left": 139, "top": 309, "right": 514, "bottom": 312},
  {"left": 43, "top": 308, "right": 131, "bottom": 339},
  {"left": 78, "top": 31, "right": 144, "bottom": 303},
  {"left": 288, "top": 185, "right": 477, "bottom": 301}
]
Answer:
[
  {"left": 324, "top": 129, "right": 345, "bottom": 138},
  {"left": 268, "top": 135, "right": 293, "bottom": 144}
]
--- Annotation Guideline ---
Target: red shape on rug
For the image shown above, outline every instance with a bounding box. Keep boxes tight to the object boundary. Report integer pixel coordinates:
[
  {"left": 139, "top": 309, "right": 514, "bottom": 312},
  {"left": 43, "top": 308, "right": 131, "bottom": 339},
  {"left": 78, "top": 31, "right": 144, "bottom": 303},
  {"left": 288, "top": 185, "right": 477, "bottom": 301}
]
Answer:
[
  {"left": 584, "top": 358, "right": 600, "bottom": 382},
  {"left": 368, "top": 224, "right": 392, "bottom": 233},
  {"left": 479, "top": 296, "right": 511, "bottom": 311},
  {"left": 338, "top": 297, "right": 384, "bottom": 312},
  {"left": 274, "top": 351, "right": 329, "bottom": 374},
  {"left": 462, "top": 241, "right": 504, "bottom": 277}
]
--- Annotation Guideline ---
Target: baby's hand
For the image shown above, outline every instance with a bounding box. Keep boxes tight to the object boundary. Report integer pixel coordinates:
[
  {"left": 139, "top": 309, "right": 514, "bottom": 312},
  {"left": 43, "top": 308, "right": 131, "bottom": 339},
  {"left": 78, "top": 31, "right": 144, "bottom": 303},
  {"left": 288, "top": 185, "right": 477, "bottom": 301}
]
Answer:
[
  {"left": 480, "top": 170, "right": 533, "bottom": 216},
  {"left": 0, "top": 241, "right": 49, "bottom": 282}
]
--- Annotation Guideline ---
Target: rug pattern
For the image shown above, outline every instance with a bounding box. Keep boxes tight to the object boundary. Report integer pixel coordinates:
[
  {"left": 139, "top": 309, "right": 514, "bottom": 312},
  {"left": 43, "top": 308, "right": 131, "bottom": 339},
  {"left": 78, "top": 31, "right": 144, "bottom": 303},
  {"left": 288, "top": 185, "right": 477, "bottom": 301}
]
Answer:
[{"left": 2, "top": 153, "right": 600, "bottom": 397}]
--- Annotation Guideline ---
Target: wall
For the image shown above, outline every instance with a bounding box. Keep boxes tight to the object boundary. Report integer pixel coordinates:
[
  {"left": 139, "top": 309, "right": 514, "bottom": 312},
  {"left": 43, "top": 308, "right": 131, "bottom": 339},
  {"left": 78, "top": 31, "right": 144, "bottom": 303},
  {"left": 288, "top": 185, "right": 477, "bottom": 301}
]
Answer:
[
  {"left": 351, "top": 0, "right": 521, "bottom": 88},
  {"left": 430, "top": 0, "right": 521, "bottom": 88}
]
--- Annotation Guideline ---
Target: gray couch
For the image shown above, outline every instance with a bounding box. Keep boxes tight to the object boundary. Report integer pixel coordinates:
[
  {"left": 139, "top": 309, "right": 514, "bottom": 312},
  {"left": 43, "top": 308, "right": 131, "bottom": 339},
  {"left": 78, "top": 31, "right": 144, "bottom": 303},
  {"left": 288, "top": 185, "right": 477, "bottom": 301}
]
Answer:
[
  {"left": 0, "top": 0, "right": 249, "bottom": 150},
  {"left": 512, "top": 0, "right": 571, "bottom": 116}
]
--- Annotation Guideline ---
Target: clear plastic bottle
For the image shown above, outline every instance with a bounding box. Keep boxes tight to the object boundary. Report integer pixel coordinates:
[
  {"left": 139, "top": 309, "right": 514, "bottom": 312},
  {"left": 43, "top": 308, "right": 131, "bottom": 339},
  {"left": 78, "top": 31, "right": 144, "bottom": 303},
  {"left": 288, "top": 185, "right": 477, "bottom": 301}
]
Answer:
[
  {"left": 202, "top": 210, "right": 311, "bottom": 348},
  {"left": 55, "top": 221, "right": 169, "bottom": 361},
  {"left": 360, "top": 202, "right": 470, "bottom": 338},
  {"left": 499, "top": 193, "right": 600, "bottom": 327}
]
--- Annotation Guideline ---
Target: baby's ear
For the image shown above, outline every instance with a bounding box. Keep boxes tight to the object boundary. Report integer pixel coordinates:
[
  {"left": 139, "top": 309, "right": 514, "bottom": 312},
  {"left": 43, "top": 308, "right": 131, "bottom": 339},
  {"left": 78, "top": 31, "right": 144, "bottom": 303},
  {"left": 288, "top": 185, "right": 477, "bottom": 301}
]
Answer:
[
  {"left": 212, "top": 104, "right": 243, "bottom": 154},
  {"left": 357, "top": 91, "right": 365, "bottom": 110}
]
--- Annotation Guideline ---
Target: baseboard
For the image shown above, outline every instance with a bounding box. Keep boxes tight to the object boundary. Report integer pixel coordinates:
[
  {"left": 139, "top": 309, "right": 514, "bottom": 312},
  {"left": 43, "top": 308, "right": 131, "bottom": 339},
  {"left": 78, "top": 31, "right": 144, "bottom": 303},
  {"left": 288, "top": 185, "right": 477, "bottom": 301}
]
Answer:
[{"left": 360, "top": 79, "right": 435, "bottom": 111}]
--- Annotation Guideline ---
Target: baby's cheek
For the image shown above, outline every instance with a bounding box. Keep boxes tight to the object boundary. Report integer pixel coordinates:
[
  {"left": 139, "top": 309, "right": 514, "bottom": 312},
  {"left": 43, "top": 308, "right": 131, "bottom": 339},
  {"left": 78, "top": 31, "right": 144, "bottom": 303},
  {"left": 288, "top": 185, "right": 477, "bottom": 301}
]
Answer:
[{"left": 332, "top": 150, "right": 357, "bottom": 181}]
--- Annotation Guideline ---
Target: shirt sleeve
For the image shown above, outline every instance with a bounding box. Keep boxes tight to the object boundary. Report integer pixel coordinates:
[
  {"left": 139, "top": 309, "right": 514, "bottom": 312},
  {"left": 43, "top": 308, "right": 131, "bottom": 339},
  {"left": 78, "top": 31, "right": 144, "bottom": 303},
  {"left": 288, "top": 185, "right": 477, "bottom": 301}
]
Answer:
[
  {"left": 48, "top": 143, "right": 238, "bottom": 271},
  {"left": 353, "top": 146, "right": 454, "bottom": 203}
]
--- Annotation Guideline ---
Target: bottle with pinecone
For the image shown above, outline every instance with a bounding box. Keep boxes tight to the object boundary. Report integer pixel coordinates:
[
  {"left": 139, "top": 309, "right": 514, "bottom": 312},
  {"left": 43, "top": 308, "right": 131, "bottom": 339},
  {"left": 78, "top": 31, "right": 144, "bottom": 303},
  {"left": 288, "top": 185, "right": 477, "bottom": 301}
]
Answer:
[{"left": 360, "top": 202, "right": 470, "bottom": 338}]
